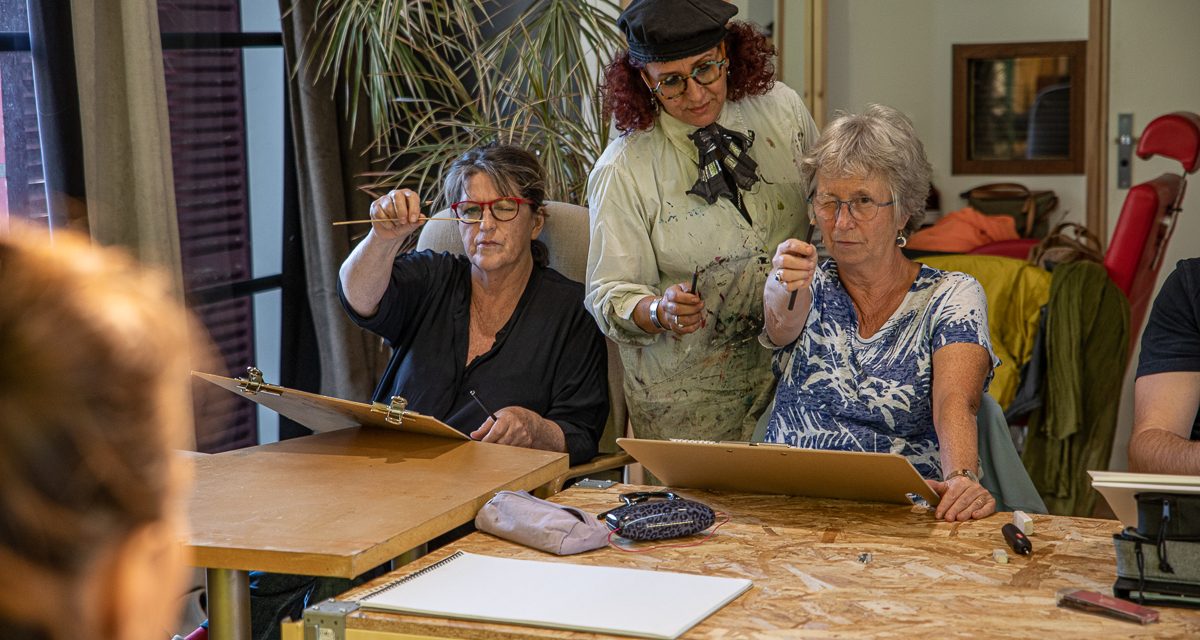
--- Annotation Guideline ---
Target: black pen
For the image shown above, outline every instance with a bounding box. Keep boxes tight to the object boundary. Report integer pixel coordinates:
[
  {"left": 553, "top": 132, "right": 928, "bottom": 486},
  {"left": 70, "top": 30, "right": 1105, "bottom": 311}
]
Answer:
[
  {"left": 469, "top": 389, "right": 498, "bottom": 423},
  {"left": 690, "top": 266, "right": 700, "bottom": 298},
  {"left": 787, "top": 222, "right": 816, "bottom": 311}
]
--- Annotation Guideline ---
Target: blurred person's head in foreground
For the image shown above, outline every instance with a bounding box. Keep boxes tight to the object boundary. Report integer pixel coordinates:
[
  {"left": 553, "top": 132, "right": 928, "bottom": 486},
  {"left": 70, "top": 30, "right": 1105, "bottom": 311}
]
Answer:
[{"left": 0, "top": 224, "right": 200, "bottom": 640}]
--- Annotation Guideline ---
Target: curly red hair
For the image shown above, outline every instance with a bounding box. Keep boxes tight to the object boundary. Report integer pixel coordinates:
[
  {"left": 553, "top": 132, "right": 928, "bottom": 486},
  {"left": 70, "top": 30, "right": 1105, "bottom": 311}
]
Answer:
[{"left": 600, "top": 21, "right": 777, "bottom": 133}]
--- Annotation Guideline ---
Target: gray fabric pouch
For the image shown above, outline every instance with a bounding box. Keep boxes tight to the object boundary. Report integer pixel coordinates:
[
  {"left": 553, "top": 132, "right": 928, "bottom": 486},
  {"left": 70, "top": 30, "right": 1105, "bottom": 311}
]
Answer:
[{"left": 475, "top": 490, "right": 609, "bottom": 555}]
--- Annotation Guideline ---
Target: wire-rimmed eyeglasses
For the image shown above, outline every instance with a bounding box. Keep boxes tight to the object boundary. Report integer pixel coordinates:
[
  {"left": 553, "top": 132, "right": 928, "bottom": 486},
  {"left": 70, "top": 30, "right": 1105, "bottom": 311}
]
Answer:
[{"left": 807, "top": 194, "right": 895, "bottom": 223}]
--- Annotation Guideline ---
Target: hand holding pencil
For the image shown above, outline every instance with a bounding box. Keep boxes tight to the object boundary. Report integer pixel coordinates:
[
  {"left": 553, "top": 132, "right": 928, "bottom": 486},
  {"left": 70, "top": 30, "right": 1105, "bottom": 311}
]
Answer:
[
  {"left": 655, "top": 275, "right": 706, "bottom": 336},
  {"left": 771, "top": 222, "right": 818, "bottom": 313},
  {"left": 347, "top": 188, "right": 431, "bottom": 241},
  {"left": 786, "top": 222, "right": 817, "bottom": 311}
]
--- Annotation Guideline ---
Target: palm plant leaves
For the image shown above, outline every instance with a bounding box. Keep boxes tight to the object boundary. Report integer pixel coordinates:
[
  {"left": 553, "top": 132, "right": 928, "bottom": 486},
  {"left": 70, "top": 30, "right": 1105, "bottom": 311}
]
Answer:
[{"left": 310, "top": 0, "right": 623, "bottom": 205}]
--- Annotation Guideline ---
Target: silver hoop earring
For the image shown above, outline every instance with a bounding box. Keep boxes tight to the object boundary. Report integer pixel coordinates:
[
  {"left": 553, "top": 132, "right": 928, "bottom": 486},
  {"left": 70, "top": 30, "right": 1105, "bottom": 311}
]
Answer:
[{"left": 896, "top": 233, "right": 907, "bottom": 248}]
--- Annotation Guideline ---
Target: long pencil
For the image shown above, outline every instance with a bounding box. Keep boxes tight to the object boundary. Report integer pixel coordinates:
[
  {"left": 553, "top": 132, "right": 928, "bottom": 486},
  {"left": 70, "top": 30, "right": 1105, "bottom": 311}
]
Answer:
[
  {"left": 333, "top": 198, "right": 449, "bottom": 225},
  {"left": 786, "top": 222, "right": 817, "bottom": 311},
  {"left": 331, "top": 216, "right": 470, "bottom": 226}
]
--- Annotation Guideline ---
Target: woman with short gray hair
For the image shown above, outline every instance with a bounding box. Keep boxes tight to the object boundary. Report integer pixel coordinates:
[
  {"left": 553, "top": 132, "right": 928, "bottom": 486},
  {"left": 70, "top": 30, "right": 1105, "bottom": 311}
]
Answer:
[{"left": 761, "top": 104, "right": 1000, "bottom": 522}]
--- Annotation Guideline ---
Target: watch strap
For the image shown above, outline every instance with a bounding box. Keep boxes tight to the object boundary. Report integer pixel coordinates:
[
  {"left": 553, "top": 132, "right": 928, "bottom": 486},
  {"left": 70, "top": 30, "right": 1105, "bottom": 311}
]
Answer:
[{"left": 944, "top": 468, "right": 979, "bottom": 483}]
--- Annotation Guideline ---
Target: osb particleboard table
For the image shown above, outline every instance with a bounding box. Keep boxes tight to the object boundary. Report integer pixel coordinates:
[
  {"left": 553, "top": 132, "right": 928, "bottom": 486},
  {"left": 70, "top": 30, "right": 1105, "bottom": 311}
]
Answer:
[{"left": 283, "top": 483, "right": 1200, "bottom": 639}]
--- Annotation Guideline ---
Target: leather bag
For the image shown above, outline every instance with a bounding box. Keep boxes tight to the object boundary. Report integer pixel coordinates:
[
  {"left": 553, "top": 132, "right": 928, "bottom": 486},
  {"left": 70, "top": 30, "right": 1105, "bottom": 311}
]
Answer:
[
  {"left": 1028, "top": 222, "right": 1104, "bottom": 270},
  {"left": 961, "top": 182, "right": 1059, "bottom": 238}
]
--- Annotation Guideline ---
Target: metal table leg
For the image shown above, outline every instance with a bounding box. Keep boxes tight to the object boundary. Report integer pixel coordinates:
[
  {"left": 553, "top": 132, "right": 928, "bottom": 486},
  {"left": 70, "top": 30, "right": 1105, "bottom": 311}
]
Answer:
[
  {"left": 394, "top": 543, "right": 427, "bottom": 568},
  {"left": 207, "top": 568, "right": 251, "bottom": 640}
]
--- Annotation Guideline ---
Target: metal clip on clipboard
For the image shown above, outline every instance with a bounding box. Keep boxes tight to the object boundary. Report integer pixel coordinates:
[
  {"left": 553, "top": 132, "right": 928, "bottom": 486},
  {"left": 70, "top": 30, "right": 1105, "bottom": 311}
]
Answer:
[
  {"left": 371, "top": 396, "right": 409, "bottom": 426},
  {"left": 236, "top": 366, "right": 281, "bottom": 396}
]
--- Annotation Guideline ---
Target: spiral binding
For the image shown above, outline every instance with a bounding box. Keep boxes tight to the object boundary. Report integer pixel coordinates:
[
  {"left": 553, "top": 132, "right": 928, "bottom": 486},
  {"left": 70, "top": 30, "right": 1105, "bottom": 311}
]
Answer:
[{"left": 354, "top": 550, "right": 465, "bottom": 601}]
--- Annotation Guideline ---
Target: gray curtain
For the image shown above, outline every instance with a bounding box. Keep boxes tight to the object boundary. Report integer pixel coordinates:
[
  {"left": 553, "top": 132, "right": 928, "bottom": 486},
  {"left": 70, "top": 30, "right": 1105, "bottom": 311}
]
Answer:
[
  {"left": 69, "top": 0, "right": 183, "bottom": 295},
  {"left": 280, "top": 0, "right": 382, "bottom": 400}
]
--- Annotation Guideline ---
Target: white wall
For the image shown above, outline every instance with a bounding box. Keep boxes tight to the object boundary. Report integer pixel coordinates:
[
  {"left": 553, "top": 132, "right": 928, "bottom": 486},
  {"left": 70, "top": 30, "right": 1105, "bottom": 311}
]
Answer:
[
  {"left": 1106, "top": 0, "right": 1200, "bottom": 469},
  {"left": 825, "top": 0, "right": 1089, "bottom": 222}
]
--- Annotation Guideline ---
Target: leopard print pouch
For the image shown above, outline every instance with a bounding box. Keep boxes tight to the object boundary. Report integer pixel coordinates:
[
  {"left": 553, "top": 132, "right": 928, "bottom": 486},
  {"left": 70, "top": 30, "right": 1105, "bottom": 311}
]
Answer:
[{"left": 599, "top": 491, "right": 716, "bottom": 541}]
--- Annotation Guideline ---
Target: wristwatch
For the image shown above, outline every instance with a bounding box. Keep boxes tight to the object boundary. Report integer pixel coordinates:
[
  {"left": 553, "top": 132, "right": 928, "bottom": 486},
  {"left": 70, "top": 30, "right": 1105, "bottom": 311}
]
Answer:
[
  {"left": 943, "top": 468, "right": 979, "bottom": 483},
  {"left": 648, "top": 296, "right": 665, "bottom": 331}
]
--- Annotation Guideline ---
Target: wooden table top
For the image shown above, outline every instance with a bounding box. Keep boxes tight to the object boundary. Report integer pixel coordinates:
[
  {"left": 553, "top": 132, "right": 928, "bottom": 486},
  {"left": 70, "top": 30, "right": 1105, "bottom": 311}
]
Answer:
[
  {"left": 330, "top": 484, "right": 1200, "bottom": 639},
  {"left": 185, "top": 428, "right": 567, "bottom": 577}
]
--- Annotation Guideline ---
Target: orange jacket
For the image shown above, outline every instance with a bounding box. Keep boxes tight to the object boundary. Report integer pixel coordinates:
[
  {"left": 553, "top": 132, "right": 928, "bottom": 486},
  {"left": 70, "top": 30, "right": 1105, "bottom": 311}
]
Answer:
[{"left": 908, "top": 207, "right": 1020, "bottom": 252}]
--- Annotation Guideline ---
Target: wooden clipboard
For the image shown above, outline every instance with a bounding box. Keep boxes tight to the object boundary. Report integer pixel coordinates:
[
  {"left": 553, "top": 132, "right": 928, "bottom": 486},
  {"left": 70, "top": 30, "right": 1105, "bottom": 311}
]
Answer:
[
  {"left": 194, "top": 369, "right": 468, "bottom": 440},
  {"left": 618, "top": 438, "right": 939, "bottom": 506}
]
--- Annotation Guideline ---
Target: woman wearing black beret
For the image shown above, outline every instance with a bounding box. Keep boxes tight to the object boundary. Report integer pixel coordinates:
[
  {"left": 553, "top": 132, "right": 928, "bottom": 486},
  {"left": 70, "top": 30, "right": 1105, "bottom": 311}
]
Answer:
[{"left": 585, "top": 0, "right": 818, "bottom": 443}]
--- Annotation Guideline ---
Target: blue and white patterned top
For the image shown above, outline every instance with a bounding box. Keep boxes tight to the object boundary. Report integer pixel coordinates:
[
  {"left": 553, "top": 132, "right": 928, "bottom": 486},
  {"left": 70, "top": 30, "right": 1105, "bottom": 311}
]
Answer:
[{"left": 764, "top": 260, "right": 999, "bottom": 479}]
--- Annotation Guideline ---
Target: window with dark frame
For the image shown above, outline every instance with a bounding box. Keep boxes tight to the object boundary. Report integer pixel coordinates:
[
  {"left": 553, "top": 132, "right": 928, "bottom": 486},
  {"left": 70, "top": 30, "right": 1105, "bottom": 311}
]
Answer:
[
  {"left": 158, "top": 0, "right": 285, "bottom": 453},
  {"left": 0, "top": 0, "right": 286, "bottom": 452},
  {"left": 952, "top": 40, "right": 1087, "bottom": 175}
]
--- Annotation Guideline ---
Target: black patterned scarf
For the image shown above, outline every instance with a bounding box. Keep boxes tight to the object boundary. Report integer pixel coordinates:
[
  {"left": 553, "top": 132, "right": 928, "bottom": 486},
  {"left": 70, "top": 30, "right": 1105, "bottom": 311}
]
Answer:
[{"left": 686, "top": 122, "right": 760, "bottom": 205}]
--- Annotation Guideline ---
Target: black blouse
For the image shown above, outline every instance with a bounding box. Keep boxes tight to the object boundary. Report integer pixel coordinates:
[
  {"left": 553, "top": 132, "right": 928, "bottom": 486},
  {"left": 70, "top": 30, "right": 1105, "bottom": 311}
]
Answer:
[{"left": 339, "top": 250, "right": 609, "bottom": 464}]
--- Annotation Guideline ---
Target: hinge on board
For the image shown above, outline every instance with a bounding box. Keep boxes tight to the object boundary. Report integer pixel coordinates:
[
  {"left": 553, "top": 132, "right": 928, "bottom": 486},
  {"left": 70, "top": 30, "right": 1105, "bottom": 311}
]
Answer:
[
  {"left": 303, "top": 599, "right": 360, "bottom": 640},
  {"left": 370, "top": 395, "right": 408, "bottom": 425}
]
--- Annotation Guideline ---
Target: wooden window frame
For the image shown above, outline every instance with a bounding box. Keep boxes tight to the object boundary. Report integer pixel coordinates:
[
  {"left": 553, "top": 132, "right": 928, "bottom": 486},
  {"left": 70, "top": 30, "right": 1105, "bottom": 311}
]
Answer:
[{"left": 952, "top": 40, "right": 1087, "bottom": 175}]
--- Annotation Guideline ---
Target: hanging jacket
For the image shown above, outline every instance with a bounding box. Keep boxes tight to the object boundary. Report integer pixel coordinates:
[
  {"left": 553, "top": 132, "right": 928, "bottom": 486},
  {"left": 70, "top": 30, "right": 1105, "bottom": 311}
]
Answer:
[{"left": 1022, "top": 260, "right": 1130, "bottom": 517}]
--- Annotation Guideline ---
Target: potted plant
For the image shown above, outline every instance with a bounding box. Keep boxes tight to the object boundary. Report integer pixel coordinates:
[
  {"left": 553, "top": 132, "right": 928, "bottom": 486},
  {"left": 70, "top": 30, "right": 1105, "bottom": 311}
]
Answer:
[{"left": 312, "top": 0, "right": 624, "bottom": 206}]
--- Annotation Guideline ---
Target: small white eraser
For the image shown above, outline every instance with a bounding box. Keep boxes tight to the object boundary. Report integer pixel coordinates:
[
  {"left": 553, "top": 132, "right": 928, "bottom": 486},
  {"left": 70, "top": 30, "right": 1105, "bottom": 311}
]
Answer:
[
  {"left": 992, "top": 548, "right": 1009, "bottom": 564},
  {"left": 1013, "top": 511, "right": 1034, "bottom": 536}
]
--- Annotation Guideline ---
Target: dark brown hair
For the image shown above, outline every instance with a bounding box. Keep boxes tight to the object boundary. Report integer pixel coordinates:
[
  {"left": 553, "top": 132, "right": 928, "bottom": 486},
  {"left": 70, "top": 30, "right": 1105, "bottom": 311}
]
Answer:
[
  {"left": 443, "top": 143, "right": 550, "bottom": 267},
  {"left": 601, "top": 21, "right": 777, "bottom": 133}
]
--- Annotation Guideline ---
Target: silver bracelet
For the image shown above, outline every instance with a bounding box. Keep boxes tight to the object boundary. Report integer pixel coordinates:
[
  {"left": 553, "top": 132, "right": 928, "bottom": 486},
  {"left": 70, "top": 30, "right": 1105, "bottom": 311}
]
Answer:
[{"left": 648, "top": 296, "right": 665, "bottom": 331}]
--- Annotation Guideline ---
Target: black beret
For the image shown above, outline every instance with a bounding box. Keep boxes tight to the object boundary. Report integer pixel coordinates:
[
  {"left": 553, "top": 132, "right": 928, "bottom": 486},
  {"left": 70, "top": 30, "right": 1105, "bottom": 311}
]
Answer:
[{"left": 618, "top": 0, "right": 739, "bottom": 64}]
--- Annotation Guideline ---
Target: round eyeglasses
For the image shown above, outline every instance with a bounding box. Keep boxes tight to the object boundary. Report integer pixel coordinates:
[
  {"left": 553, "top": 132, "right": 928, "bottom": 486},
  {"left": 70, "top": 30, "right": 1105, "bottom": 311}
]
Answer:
[
  {"left": 450, "top": 197, "right": 533, "bottom": 223},
  {"left": 649, "top": 59, "right": 728, "bottom": 100},
  {"left": 808, "top": 194, "right": 895, "bottom": 223}
]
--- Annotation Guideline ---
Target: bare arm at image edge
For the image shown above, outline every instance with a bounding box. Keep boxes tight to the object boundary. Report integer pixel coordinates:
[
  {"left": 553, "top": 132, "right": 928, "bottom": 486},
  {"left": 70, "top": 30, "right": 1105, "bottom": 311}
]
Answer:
[{"left": 1128, "top": 371, "right": 1200, "bottom": 475}]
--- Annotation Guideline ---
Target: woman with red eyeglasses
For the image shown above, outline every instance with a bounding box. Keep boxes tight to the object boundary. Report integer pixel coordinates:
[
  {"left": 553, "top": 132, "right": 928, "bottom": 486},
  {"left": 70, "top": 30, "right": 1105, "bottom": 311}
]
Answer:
[{"left": 338, "top": 143, "right": 608, "bottom": 465}]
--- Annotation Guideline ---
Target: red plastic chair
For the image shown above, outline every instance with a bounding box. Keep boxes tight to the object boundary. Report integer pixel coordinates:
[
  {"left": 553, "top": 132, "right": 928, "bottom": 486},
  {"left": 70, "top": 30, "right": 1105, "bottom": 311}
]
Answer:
[{"left": 1104, "top": 111, "right": 1200, "bottom": 342}]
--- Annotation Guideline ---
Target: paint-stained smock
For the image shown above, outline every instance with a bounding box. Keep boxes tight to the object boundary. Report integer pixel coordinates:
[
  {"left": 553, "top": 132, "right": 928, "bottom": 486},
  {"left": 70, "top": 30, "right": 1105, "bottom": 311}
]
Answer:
[{"left": 585, "top": 82, "right": 819, "bottom": 442}]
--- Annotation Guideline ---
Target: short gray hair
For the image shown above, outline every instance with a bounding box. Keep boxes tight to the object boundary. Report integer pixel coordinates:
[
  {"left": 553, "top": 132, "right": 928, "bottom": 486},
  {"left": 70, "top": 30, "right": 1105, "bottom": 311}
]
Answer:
[{"left": 800, "top": 104, "right": 932, "bottom": 234}]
